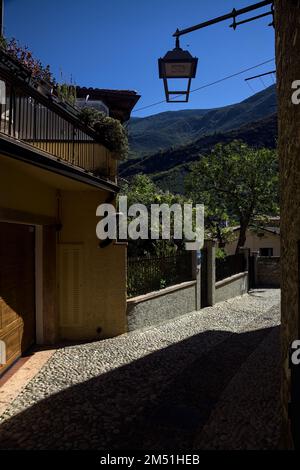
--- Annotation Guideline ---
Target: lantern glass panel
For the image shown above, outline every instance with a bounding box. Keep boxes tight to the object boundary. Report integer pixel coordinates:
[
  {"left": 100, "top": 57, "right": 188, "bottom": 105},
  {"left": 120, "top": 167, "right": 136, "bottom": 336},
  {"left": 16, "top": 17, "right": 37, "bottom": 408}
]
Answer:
[{"left": 164, "top": 62, "right": 194, "bottom": 78}]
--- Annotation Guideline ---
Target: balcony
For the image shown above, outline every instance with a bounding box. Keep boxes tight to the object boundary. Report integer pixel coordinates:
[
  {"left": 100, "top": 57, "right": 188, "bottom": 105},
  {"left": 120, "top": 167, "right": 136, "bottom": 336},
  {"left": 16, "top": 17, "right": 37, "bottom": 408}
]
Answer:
[{"left": 0, "top": 50, "right": 117, "bottom": 187}]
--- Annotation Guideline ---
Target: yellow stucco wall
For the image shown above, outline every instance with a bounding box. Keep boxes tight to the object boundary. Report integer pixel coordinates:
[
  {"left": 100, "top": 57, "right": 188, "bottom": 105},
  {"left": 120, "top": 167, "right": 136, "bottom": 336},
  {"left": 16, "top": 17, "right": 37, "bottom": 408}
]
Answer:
[
  {"left": 0, "top": 153, "right": 127, "bottom": 343},
  {"left": 0, "top": 155, "right": 57, "bottom": 217},
  {"left": 58, "top": 190, "right": 127, "bottom": 340},
  {"left": 225, "top": 229, "right": 280, "bottom": 256}
]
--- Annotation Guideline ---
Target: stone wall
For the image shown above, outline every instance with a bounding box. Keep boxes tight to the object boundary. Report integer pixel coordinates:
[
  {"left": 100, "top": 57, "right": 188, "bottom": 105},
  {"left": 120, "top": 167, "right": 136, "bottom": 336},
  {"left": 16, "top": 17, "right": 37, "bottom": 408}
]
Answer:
[
  {"left": 275, "top": 0, "right": 300, "bottom": 449},
  {"left": 215, "top": 272, "right": 248, "bottom": 304},
  {"left": 257, "top": 257, "right": 281, "bottom": 288},
  {"left": 127, "top": 281, "right": 197, "bottom": 331}
]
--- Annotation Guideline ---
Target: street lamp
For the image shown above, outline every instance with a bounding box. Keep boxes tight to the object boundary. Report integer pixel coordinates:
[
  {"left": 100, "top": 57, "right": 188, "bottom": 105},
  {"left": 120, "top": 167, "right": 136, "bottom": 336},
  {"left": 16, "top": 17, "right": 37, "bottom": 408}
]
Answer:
[
  {"left": 158, "top": 36, "right": 198, "bottom": 103},
  {"left": 159, "top": 1, "right": 274, "bottom": 103}
]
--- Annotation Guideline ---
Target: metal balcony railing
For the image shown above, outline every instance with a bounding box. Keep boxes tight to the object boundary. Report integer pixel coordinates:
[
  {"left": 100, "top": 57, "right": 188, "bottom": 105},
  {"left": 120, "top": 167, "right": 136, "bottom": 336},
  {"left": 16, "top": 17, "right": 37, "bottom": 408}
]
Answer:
[
  {"left": 127, "top": 252, "right": 193, "bottom": 298},
  {"left": 215, "top": 253, "right": 246, "bottom": 282},
  {"left": 0, "top": 52, "right": 113, "bottom": 178}
]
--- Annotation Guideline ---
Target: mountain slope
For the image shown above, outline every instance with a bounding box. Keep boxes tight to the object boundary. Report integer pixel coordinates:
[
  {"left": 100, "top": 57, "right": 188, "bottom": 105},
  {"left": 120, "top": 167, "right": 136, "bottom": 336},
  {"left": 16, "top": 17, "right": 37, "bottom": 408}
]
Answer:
[
  {"left": 122, "top": 113, "right": 277, "bottom": 176},
  {"left": 128, "top": 85, "right": 277, "bottom": 158}
]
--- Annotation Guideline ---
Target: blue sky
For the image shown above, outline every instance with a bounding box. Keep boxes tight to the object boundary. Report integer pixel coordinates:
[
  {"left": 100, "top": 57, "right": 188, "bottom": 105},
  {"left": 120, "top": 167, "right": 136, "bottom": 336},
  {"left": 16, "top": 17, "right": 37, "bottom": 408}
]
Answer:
[{"left": 5, "top": 0, "right": 275, "bottom": 117}]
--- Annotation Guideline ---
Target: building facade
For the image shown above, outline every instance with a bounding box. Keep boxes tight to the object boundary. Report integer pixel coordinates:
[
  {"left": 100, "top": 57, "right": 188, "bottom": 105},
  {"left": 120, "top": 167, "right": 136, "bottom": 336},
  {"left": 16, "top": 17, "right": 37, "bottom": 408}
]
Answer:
[
  {"left": 225, "top": 225, "right": 280, "bottom": 257},
  {"left": 0, "top": 50, "right": 140, "bottom": 374}
]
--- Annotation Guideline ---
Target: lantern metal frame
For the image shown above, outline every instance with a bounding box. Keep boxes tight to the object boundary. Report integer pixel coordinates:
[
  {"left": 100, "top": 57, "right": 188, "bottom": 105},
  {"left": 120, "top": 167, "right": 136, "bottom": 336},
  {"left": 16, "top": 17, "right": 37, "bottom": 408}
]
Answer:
[{"left": 158, "top": 38, "right": 198, "bottom": 103}]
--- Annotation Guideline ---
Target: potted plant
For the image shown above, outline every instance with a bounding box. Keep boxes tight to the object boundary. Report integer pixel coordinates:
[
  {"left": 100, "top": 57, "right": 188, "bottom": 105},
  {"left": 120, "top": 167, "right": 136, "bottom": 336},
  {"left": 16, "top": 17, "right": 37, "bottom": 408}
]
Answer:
[
  {"left": 0, "top": 37, "right": 55, "bottom": 95},
  {"left": 35, "top": 65, "right": 53, "bottom": 96},
  {"left": 78, "top": 107, "right": 129, "bottom": 160},
  {"left": 55, "top": 83, "right": 77, "bottom": 110}
]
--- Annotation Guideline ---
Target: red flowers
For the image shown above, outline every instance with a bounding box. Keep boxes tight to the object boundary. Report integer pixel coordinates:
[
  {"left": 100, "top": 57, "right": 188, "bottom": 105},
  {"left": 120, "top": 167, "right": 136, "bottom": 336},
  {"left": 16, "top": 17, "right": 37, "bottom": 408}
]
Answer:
[{"left": 1, "top": 37, "right": 54, "bottom": 84}]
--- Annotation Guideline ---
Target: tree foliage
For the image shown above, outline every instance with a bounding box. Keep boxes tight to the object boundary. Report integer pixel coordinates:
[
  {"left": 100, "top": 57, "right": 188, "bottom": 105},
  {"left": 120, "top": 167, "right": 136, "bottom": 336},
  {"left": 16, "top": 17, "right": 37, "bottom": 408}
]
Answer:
[
  {"left": 78, "top": 107, "right": 129, "bottom": 160},
  {"left": 185, "top": 141, "right": 279, "bottom": 253},
  {"left": 119, "top": 174, "right": 188, "bottom": 257}
]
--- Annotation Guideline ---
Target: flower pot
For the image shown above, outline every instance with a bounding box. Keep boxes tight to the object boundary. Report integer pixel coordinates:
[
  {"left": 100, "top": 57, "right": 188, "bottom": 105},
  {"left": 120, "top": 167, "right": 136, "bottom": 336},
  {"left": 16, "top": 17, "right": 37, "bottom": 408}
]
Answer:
[
  {"left": 61, "top": 100, "right": 77, "bottom": 114},
  {"left": 36, "top": 80, "right": 53, "bottom": 97}
]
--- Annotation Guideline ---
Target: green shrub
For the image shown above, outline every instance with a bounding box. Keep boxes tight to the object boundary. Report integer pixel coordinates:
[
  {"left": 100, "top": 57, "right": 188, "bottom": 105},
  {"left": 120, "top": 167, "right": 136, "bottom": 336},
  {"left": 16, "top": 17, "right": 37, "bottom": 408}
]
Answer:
[
  {"left": 78, "top": 107, "right": 129, "bottom": 160},
  {"left": 56, "top": 83, "right": 77, "bottom": 106},
  {"left": 216, "top": 248, "right": 226, "bottom": 259}
]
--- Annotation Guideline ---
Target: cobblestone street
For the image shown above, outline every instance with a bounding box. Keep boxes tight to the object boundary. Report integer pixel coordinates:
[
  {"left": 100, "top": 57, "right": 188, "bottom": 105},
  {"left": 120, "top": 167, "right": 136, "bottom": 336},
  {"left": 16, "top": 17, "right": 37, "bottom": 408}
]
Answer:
[{"left": 0, "top": 289, "right": 280, "bottom": 450}]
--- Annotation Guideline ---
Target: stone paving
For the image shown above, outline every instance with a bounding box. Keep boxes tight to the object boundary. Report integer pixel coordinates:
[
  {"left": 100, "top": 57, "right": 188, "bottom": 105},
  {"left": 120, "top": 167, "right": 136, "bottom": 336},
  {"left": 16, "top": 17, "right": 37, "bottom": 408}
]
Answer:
[{"left": 0, "top": 289, "right": 280, "bottom": 450}]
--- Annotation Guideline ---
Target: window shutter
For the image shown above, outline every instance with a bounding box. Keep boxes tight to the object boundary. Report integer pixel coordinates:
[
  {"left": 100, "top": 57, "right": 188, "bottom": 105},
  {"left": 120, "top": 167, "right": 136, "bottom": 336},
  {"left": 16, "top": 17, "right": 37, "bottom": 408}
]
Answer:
[{"left": 58, "top": 244, "right": 83, "bottom": 327}]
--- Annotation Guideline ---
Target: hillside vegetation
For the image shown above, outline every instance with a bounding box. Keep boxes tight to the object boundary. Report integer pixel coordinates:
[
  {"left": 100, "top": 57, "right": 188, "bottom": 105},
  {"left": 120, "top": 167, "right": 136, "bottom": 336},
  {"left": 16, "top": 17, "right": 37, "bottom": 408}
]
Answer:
[
  {"left": 121, "top": 113, "right": 277, "bottom": 193},
  {"left": 128, "top": 85, "right": 276, "bottom": 159}
]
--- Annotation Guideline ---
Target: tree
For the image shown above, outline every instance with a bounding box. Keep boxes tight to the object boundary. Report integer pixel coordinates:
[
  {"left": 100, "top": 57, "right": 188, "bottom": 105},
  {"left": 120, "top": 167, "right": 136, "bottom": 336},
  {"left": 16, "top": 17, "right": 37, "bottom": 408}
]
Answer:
[
  {"left": 119, "top": 174, "right": 188, "bottom": 257},
  {"left": 185, "top": 141, "right": 279, "bottom": 253}
]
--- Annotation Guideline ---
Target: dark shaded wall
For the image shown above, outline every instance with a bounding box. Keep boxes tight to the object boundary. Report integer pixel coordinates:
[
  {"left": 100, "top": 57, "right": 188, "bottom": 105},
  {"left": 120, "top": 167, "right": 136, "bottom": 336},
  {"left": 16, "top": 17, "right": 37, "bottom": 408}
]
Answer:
[{"left": 275, "top": 0, "right": 300, "bottom": 448}]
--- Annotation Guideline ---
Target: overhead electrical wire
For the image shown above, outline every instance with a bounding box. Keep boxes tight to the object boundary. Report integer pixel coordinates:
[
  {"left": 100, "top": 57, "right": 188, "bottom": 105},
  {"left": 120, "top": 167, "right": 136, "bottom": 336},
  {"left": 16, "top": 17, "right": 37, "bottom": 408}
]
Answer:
[
  {"left": 271, "top": 73, "right": 276, "bottom": 84},
  {"left": 259, "top": 76, "right": 267, "bottom": 88},
  {"left": 246, "top": 80, "right": 256, "bottom": 93},
  {"left": 132, "top": 58, "right": 275, "bottom": 114},
  {"left": 121, "top": 58, "right": 275, "bottom": 176}
]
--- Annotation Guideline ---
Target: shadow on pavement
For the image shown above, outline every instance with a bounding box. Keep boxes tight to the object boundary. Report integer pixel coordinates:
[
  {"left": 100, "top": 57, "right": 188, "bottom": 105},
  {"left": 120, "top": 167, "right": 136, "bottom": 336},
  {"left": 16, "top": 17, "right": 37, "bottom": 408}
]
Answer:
[{"left": 0, "top": 325, "right": 280, "bottom": 450}]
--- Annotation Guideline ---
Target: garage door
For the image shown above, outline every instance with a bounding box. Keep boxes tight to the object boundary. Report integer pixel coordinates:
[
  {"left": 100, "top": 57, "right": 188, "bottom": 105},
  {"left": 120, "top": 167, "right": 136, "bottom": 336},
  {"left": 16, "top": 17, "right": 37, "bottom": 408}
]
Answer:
[{"left": 0, "top": 222, "right": 36, "bottom": 375}]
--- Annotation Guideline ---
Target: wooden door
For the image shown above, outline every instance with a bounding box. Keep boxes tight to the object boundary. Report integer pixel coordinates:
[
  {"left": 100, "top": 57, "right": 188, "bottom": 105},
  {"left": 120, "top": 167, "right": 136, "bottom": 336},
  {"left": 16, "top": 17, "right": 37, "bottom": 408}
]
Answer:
[{"left": 0, "top": 222, "right": 35, "bottom": 375}]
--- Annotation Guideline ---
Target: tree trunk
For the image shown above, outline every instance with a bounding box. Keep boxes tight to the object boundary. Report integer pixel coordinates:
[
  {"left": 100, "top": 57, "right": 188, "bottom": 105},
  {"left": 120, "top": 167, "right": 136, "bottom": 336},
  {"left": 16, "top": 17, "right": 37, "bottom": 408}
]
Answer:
[
  {"left": 216, "top": 224, "right": 225, "bottom": 248},
  {"left": 235, "top": 222, "right": 248, "bottom": 254}
]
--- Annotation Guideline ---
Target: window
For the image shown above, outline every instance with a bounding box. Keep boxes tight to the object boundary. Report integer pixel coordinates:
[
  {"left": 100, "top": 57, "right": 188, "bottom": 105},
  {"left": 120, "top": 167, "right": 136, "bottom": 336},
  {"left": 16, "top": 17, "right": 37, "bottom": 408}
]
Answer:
[{"left": 260, "top": 248, "right": 273, "bottom": 256}]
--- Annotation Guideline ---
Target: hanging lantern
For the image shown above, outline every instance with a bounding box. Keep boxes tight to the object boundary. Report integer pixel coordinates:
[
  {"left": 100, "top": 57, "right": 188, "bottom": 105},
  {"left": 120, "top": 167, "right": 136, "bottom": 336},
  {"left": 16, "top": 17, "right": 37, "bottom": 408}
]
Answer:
[{"left": 158, "top": 36, "right": 198, "bottom": 102}]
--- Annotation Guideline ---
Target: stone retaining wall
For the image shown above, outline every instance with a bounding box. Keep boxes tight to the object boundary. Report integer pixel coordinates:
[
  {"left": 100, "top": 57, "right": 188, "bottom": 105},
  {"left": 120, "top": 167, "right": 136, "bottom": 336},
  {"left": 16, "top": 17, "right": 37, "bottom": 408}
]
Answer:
[
  {"left": 215, "top": 272, "right": 248, "bottom": 304},
  {"left": 127, "top": 281, "right": 197, "bottom": 331}
]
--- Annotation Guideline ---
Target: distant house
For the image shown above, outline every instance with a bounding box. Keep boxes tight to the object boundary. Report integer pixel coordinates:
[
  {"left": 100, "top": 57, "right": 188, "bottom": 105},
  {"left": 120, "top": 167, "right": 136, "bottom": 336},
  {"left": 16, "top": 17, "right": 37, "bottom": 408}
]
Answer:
[
  {"left": 0, "top": 51, "right": 140, "bottom": 375},
  {"left": 76, "top": 87, "right": 139, "bottom": 123},
  {"left": 224, "top": 223, "right": 280, "bottom": 257}
]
